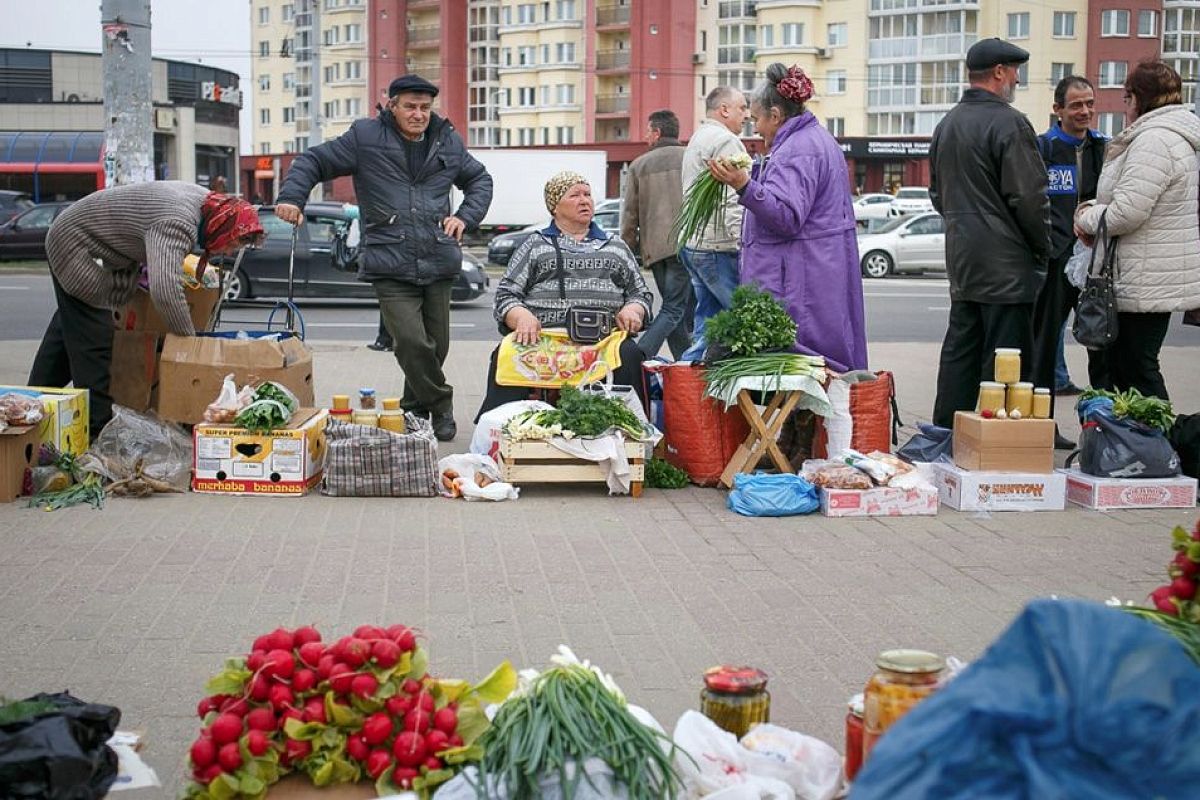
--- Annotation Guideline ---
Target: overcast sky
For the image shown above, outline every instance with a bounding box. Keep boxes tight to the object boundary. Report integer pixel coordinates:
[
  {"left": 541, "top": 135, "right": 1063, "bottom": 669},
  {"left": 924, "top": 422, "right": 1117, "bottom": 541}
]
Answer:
[{"left": 0, "top": 0, "right": 254, "bottom": 150}]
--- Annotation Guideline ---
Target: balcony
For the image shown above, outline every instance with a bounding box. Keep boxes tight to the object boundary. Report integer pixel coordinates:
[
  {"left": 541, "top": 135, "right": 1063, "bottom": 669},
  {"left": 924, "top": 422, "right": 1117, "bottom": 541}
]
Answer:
[
  {"left": 406, "top": 65, "right": 441, "bottom": 84},
  {"left": 596, "top": 49, "right": 631, "bottom": 71},
  {"left": 595, "top": 94, "right": 630, "bottom": 114},
  {"left": 407, "top": 0, "right": 440, "bottom": 8},
  {"left": 868, "top": 37, "right": 918, "bottom": 60},
  {"left": 407, "top": 25, "right": 440, "bottom": 48},
  {"left": 596, "top": 5, "right": 631, "bottom": 27}
]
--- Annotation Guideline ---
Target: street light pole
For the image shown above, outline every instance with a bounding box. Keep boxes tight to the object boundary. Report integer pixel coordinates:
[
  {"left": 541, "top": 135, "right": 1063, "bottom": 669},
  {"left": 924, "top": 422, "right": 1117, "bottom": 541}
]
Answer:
[{"left": 101, "top": 0, "right": 154, "bottom": 185}]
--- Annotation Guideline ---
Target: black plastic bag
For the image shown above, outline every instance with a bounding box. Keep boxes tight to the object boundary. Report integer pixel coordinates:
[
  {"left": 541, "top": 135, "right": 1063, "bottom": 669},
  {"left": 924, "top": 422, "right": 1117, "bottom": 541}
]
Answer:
[
  {"left": 0, "top": 692, "right": 120, "bottom": 799},
  {"left": 1169, "top": 413, "right": 1200, "bottom": 480},
  {"left": 1073, "top": 398, "right": 1180, "bottom": 478},
  {"left": 896, "top": 422, "right": 953, "bottom": 464}
]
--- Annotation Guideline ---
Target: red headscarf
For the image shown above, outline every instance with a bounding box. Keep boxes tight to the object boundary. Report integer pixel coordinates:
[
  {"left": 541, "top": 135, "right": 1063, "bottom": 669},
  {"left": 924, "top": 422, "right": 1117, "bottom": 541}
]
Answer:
[
  {"left": 777, "top": 65, "right": 814, "bottom": 104},
  {"left": 198, "top": 192, "right": 265, "bottom": 270}
]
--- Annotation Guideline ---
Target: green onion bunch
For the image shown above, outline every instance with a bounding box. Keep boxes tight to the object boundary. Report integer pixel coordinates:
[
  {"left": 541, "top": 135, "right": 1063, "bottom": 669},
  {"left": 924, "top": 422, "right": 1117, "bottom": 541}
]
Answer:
[
  {"left": 673, "top": 153, "right": 753, "bottom": 252},
  {"left": 1120, "top": 606, "right": 1200, "bottom": 665},
  {"left": 703, "top": 353, "right": 827, "bottom": 401}
]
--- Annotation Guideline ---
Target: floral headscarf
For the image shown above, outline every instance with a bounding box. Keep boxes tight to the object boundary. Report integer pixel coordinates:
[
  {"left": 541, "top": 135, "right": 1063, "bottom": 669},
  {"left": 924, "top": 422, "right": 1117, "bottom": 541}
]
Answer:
[
  {"left": 198, "top": 193, "right": 264, "bottom": 270},
  {"left": 544, "top": 171, "right": 590, "bottom": 214},
  {"left": 777, "top": 65, "right": 814, "bottom": 104}
]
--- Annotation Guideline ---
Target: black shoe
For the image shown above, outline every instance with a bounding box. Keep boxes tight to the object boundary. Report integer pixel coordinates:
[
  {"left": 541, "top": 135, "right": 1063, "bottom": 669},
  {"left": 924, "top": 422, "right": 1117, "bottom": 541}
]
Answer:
[
  {"left": 431, "top": 412, "right": 457, "bottom": 442},
  {"left": 1055, "top": 383, "right": 1082, "bottom": 396},
  {"left": 367, "top": 339, "right": 392, "bottom": 351},
  {"left": 1054, "top": 432, "right": 1077, "bottom": 451}
]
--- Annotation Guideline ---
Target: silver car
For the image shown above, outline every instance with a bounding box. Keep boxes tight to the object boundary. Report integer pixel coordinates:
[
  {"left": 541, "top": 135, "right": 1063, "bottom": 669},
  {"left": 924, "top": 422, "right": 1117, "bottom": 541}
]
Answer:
[{"left": 857, "top": 213, "right": 945, "bottom": 278}]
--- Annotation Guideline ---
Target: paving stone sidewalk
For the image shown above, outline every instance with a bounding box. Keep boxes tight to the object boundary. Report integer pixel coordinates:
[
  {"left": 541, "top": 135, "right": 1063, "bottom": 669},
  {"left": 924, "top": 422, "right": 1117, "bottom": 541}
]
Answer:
[{"left": 0, "top": 337, "right": 1196, "bottom": 794}]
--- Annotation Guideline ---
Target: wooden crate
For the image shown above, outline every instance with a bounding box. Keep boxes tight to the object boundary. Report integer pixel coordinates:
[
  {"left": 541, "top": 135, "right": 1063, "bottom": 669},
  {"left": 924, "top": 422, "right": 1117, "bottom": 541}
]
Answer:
[{"left": 497, "top": 437, "right": 646, "bottom": 497}]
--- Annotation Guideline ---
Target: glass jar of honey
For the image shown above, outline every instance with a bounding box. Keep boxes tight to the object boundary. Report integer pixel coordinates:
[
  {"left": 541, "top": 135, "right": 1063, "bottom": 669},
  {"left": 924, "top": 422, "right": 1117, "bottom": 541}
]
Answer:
[
  {"left": 331, "top": 394, "right": 351, "bottom": 411},
  {"left": 977, "top": 381, "right": 1006, "bottom": 414},
  {"left": 1031, "top": 387, "right": 1051, "bottom": 419},
  {"left": 378, "top": 398, "right": 406, "bottom": 433},
  {"left": 352, "top": 409, "right": 379, "bottom": 427},
  {"left": 844, "top": 692, "right": 865, "bottom": 783},
  {"left": 994, "top": 348, "right": 1021, "bottom": 384},
  {"left": 700, "top": 666, "right": 770, "bottom": 739},
  {"left": 1006, "top": 382, "right": 1034, "bottom": 418},
  {"left": 862, "top": 650, "right": 945, "bottom": 761}
]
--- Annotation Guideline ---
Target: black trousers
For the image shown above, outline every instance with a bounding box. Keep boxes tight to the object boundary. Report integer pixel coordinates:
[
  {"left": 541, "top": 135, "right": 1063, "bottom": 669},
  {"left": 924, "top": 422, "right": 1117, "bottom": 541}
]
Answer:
[
  {"left": 28, "top": 276, "right": 116, "bottom": 439},
  {"left": 933, "top": 300, "right": 1034, "bottom": 428},
  {"left": 474, "top": 337, "right": 647, "bottom": 422},
  {"left": 1031, "top": 254, "right": 1107, "bottom": 415},
  {"left": 1092, "top": 311, "right": 1172, "bottom": 400}
]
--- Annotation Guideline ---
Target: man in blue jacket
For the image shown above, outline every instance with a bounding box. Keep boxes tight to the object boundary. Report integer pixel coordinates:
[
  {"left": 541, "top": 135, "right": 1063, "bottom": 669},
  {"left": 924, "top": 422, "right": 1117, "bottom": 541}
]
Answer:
[{"left": 275, "top": 75, "right": 493, "bottom": 441}]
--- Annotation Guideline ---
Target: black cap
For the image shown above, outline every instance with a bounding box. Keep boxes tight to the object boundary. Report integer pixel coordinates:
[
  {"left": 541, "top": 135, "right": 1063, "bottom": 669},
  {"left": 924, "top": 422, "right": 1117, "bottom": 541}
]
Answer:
[
  {"left": 388, "top": 74, "right": 439, "bottom": 98},
  {"left": 965, "top": 38, "right": 1030, "bottom": 71}
]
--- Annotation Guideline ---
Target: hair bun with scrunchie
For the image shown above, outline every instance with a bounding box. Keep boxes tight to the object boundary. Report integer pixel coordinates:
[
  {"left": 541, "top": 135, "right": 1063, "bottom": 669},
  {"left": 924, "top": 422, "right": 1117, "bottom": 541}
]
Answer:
[{"left": 776, "top": 64, "right": 814, "bottom": 104}]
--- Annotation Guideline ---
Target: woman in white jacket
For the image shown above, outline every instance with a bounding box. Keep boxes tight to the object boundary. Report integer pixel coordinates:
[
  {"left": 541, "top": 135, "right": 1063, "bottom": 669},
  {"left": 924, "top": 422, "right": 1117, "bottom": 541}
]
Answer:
[{"left": 1074, "top": 60, "right": 1200, "bottom": 400}]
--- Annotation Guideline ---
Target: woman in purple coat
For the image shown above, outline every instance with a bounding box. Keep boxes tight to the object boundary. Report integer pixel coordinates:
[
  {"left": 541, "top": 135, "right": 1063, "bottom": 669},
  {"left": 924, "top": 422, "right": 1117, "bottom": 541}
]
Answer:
[{"left": 708, "top": 63, "right": 868, "bottom": 372}]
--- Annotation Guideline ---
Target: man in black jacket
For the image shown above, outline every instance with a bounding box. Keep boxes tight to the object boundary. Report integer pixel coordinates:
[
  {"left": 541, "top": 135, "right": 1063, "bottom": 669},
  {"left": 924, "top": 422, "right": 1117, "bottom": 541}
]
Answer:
[
  {"left": 275, "top": 75, "right": 493, "bottom": 441},
  {"left": 1033, "top": 76, "right": 1107, "bottom": 447},
  {"left": 929, "top": 38, "right": 1050, "bottom": 428}
]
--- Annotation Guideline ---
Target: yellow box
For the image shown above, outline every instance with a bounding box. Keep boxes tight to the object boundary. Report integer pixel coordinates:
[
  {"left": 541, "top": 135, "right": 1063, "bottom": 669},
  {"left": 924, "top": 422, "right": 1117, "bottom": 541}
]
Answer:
[
  {"left": 192, "top": 409, "right": 328, "bottom": 495},
  {"left": 0, "top": 386, "right": 89, "bottom": 456}
]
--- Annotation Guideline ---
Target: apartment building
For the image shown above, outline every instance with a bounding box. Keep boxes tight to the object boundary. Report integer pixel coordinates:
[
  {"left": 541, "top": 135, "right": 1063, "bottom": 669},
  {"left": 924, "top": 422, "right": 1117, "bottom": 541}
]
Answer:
[{"left": 1091, "top": 2, "right": 1166, "bottom": 136}]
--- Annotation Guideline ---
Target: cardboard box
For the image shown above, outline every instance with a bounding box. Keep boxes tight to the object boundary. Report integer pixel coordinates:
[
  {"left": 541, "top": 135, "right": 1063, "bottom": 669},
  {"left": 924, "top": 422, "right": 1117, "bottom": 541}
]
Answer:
[
  {"left": 192, "top": 408, "right": 328, "bottom": 495},
  {"left": 112, "top": 286, "right": 221, "bottom": 334},
  {"left": 1060, "top": 467, "right": 1198, "bottom": 511},
  {"left": 0, "top": 424, "right": 38, "bottom": 503},
  {"left": 953, "top": 411, "right": 1055, "bottom": 473},
  {"left": 157, "top": 333, "right": 314, "bottom": 425},
  {"left": 820, "top": 485, "right": 939, "bottom": 517},
  {"left": 109, "top": 330, "right": 163, "bottom": 413},
  {"left": 933, "top": 462, "right": 1067, "bottom": 512},
  {"left": 0, "top": 386, "right": 89, "bottom": 456}
]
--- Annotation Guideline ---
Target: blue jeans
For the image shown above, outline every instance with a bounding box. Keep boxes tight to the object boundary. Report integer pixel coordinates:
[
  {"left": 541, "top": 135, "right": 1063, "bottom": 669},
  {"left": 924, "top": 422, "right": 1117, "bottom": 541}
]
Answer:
[
  {"left": 1055, "top": 321, "right": 1071, "bottom": 388},
  {"left": 637, "top": 256, "right": 695, "bottom": 359},
  {"left": 679, "top": 247, "right": 739, "bottom": 360}
]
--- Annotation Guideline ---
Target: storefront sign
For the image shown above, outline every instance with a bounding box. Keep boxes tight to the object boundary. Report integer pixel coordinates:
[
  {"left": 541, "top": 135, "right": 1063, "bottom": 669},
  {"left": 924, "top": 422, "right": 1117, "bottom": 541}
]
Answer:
[
  {"left": 201, "top": 82, "right": 243, "bottom": 107},
  {"left": 838, "top": 138, "right": 932, "bottom": 160}
]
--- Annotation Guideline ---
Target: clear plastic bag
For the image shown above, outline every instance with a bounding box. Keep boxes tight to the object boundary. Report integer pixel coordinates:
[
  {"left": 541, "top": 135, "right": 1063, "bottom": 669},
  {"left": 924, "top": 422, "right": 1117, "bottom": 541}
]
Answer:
[
  {"left": 800, "top": 460, "right": 873, "bottom": 490},
  {"left": 76, "top": 405, "right": 192, "bottom": 491},
  {"left": 0, "top": 392, "right": 44, "bottom": 426},
  {"left": 438, "top": 453, "right": 519, "bottom": 501}
]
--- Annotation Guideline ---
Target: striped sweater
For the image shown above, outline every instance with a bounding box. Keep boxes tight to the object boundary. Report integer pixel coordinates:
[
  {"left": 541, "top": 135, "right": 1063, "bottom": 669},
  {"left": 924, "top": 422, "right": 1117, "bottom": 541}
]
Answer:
[
  {"left": 493, "top": 227, "right": 652, "bottom": 333},
  {"left": 46, "top": 181, "right": 209, "bottom": 336}
]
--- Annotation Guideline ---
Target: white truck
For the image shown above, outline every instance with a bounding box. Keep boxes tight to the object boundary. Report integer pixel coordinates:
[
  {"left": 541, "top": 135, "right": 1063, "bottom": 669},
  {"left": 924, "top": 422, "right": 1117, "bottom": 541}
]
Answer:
[{"left": 452, "top": 148, "right": 610, "bottom": 236}]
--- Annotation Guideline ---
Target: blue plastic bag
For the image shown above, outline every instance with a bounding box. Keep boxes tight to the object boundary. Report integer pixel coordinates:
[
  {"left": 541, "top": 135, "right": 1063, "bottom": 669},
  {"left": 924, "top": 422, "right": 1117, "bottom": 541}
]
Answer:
[
  {"left": 851, "top": 599, "right": 1200, "bottom": 800},
  {"left": 727, "top": 472, "right": 819, "bottom": 516}
]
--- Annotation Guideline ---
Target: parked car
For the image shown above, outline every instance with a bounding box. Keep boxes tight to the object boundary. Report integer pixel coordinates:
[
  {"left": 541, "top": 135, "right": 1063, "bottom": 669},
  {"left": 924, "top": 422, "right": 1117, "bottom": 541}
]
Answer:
[
  {"left": 0, "top": 190, "right": 35, "bottom": 224},
  {"left": 853, "top": 193, "right": 896, "bottom": 223},
  {"left": 0, "top": 202, "right": 73, "bottom": 260},
  {"left": 220, "top": 204, "right": 488, "bottom": 302},
  {"left": 888, "top": 186, "right": 935, "bottom": 216},
  {"left": 487, "top": 210, "right": 621, "bottom": 268},
  {"left": 857, "top": 212, "right": 945, "bottom": 278}
]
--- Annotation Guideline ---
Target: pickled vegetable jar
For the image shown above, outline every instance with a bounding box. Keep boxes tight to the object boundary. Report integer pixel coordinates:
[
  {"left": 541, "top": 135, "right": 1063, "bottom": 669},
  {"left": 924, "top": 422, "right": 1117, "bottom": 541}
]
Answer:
[
  {"left": 1007, "top": 382, "right": 1034, "bottom": 418},
  {"left": 359, "top": 387, "right": 377, "bottom": 409},
  {"left": 1031, "top": 388, "right": 1051, "bottom": 419},
  {"left": 862, "top": 650, "right": 945, "bottom": 760},
  {"left": 844, "top": 693, "right": 865, "bottom": 782},
  {"left": 700, "top": 666, "right": 770, "bottom": 738},
  {"left": 977, "top": 381, "right": 1006, "bottom": 414},
  {"left": 994, "top": 348, "right": 1021, "bottom": 384}
]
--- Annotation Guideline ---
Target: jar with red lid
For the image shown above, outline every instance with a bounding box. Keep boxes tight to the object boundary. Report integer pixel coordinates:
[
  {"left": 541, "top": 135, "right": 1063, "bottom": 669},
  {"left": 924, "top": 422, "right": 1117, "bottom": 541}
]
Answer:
[
  {"left": 699, "top": 666, "right": 770, "bottom": 738},
  {"left": 844, "top": 692, "right": 865, "bottom": 782}
]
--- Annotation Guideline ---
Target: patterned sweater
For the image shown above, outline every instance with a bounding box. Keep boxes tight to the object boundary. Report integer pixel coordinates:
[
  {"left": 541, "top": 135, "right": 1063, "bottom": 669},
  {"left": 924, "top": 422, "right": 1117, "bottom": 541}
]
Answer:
[
  {"left": 493, "top": 223, "right": 653, "bottom": 333},
  {"left": 46, "top": 181, "right": 209, "bottom": 335}
]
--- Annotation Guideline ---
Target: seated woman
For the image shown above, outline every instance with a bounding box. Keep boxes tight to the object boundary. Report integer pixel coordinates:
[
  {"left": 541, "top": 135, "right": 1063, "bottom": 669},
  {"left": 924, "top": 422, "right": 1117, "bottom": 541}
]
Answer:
[{"left": 475, "top": 171, "right": 653, "bottom": 420}]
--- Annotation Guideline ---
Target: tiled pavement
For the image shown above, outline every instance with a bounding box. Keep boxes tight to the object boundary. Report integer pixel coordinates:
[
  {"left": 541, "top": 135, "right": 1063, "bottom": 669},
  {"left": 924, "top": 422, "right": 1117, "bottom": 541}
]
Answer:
[{"left": 0, "top": 337, "right": 1196, "bottom": 794}]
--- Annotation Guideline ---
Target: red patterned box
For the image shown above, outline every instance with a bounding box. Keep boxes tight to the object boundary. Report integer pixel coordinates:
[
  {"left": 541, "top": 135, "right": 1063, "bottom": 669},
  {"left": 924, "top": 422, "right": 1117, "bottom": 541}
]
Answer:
[
  {"left": 1060, "top": 468, "right": 1198, "bottom": 511},
  {"left": 820, "top": 486, "right": 939, "bottom": 517}
]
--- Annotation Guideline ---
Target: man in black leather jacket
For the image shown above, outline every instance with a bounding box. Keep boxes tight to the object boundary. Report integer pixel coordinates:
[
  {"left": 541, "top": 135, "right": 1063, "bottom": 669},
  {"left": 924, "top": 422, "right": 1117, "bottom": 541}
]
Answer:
[
  {"left": 929, "top": 38, "right": 1050, "bottom": 428},
  {"left": 275, "top": 75, "right": 493, "bottom": 441}
]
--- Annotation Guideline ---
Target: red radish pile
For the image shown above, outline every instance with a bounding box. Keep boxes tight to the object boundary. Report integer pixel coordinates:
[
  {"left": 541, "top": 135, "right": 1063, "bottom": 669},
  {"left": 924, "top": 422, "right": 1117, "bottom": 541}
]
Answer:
[
  {"left": 182, "top": 624, "right": 515, "bottom": 799},
  {"left": 1148, "top": 519, "right": 1200, "bottom": 621}
]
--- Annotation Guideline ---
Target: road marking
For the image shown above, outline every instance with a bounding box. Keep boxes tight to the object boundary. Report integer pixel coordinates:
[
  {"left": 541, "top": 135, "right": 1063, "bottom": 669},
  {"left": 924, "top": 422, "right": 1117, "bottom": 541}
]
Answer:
[
  {"left": 863, "top": 292, "right": 947, "bottom": 298},
  {"left": 303, "top": 322, "right": 477, "bottom": 328},
  {"left": 927, "top": 306, "right": 950, "bottom": 311},
  {"left": 0, "top": 285, "right": 31, "bottom": 290}
]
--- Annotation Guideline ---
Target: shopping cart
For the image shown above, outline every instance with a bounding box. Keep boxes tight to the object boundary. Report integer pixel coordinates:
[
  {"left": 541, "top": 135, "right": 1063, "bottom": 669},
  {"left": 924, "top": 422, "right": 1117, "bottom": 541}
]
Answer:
[{"left": 209, "top": 226, "right": 305, "bottom": 339}]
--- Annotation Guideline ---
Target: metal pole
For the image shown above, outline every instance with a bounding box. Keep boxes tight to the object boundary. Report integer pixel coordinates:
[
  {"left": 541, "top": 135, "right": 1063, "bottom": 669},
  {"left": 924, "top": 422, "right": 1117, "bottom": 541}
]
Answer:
[{"left": 101, "top": 0, "right": 154, "bottom": 185}]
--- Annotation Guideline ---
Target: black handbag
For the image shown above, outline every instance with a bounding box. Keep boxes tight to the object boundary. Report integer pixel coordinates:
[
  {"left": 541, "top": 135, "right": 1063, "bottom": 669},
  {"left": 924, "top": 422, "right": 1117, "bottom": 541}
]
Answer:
[
  {"left": 550, "top": 236, "right": 614, "bottom": 344},
  {"left": 1072, "top": 213, "right": 1119, "bottom": 350}
]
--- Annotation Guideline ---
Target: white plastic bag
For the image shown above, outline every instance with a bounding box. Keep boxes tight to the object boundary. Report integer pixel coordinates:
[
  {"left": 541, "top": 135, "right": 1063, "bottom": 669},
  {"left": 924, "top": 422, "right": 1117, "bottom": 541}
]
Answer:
[
  {"left": 470, "top": 400, "right": 553, "bottom": 458},
  {"left": 438, "top": 453, "right": 519, "bottom": 501},
  {"left": 672, "top": 711, "right": 796, "bottom": 799},
  {"left": 821, "top": 379, "right": 853, "bottom": 457},
  {"left": 1065, "top": 238, "right": 1092, "bottom": 290},
  {"left": 740, "top": 724, "right": 843, "bottom": 800}
]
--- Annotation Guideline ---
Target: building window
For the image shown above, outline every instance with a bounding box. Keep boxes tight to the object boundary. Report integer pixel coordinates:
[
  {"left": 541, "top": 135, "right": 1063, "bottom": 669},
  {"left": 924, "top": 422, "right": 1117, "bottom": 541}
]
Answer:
[
  {"left": 781, "top": 22, "right": 803, "bottom": 47},
  {"left": 556, "top": 83, "right": 575, "bottom": 104},
  {"left": 556, "top": 0, "right": 575, "bottom": 19},
  {"left": 518, "top": 86, "right": 536, "bottom": 106},
  {"left": 1016, "top": 63, "right": 1028, "bottom": 88},
  {"left": 323, "top": 99, "right": 340, "bottom": 118},
  {"left": 286, "top": 140, "right": 297, "bottom": 154},
  {"left": 761, "top": 25, "right": 774, "bottom": 47},
  {"left": 556, "top": 42, "right": 576, "bottom": 62},
  {"left": 1098, "top": 111, "right": 1124, "bottom": 137},
  {"left": 258, "top": 6, "right": 270, "bottom": 24},
  {"left": 1050, "top": 62, "right": 1074, "bottom": 84},
  {"left": 1138, "top": 10, "right": 1158, "bottom": 37},
  {"left": 718, "top": 24, "right": 757, "bottom": 63},
  {"left": 258, "top": 74, "right": 270, "bottom": 91},
  {"left": 1007, "top": 13, "right": 1029, "bottom": 40},
  {"left": 258, "top": 40, "right": 270, "bottom": 57},
  {"left": 323, "top": 27, "right": 339, "bottom": 45},
  {"left": 518, "top": 46, "right": 536, "bottom": 65},
  {"left": 541, "top": 127, "right": 551, "bottom": 145},
  {"left": 1099, "top": 61, "right": 1128, "bottom": 87},
  {"left": 283, "top": 72, "right": 295, "bottom": 90},
  {"left": 324, "top": 64, "right": 340, "bottom": 82},
  {"left": 1052, "top": 11, "right": 1075, "bottom": 38},
  {"left": 344, "top": 24, "right": 361, "bottom": 43},
  {"left": 517, "top": 3, "right": 535, "bottom": 24},
  {"left": 826, "top": 117, "right": 845, "bottom": 137},
  {"left": 718, "top": 69, "right": 757, "bottom": 90},
  {"left": 346, "top": 98, "right": 361, "bottom": 117},
  {"left": 282, "top": 3, "right": 294, "bottom": 22},
  {"left": 1101, "top": 10, "right": 1130, "bottom": 37},
  {"left": 283, "top": 107, "right": 295, "bottom": 123},
  {"left": 718, "top": 1, "right": 756, "bottom": 18},
  {"left": 826, "top": 70, "right": 847, "bottom": 95},
  {"left": 556, "top": 125, "right": 574, "bottom": 144},
  {"left": 828, "top": 22, "right": 848, "bottom": 48},
  {"left": 518, "top": 127, "right": 536, "bottom": 145},
  {"left": 259, "top": 108, "right": 271, "bottom": 125},
  {"left": 345, "top": 61, "right": 361, "bottom": 79},
  {"left": 260, "top": 142, "right": 271, "bottom": 154}
]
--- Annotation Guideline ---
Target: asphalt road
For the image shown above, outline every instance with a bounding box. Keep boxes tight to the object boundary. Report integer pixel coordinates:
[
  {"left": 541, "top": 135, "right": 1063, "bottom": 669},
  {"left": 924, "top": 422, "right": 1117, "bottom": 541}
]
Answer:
[{"left": 4, "top": 268, "right": 1200, "bottom": 348}]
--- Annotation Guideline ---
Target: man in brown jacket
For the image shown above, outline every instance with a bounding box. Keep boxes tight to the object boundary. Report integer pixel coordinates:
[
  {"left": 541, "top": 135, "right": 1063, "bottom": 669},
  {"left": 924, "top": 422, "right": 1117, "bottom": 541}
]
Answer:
[{"left": 622, "top": 110, "right": 694, "bottom": 359}]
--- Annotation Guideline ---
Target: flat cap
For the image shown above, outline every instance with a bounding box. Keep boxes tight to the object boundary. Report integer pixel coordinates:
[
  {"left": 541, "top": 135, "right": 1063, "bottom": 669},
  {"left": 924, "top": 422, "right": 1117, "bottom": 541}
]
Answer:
[
  {"left": 965, "top": 38, "right": 1030, "bottom": 71},
  {"left": 388, "top": 74, "right": 439, "bottom": 98}
]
